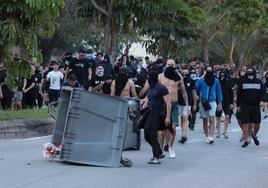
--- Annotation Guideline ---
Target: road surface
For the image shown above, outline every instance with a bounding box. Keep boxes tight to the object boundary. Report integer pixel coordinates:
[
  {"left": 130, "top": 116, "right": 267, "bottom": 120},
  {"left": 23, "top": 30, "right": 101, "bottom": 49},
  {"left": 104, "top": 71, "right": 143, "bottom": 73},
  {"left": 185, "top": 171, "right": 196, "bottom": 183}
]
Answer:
[{"left": 0, "top": 116, "right": 268, "bottom": 188}]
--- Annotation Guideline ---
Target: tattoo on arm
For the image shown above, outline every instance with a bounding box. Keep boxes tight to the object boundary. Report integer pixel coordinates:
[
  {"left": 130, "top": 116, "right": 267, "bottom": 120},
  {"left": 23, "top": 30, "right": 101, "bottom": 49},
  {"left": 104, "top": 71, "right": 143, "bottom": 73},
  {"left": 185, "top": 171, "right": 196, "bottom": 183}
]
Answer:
[{"left": 180, "top": 81, "right": 189, "bottom": 106}]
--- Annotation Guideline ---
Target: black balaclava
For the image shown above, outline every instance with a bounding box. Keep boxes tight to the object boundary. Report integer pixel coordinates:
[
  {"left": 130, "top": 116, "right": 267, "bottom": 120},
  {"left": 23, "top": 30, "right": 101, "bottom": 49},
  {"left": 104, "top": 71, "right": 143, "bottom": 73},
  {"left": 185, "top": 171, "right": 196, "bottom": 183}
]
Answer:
[
  {"left": 148, "top": 70, "right": 159, "bottom": 89},
  {"left": 204, "top": 66, "right": 215, "bottom": 87},
  {"left": 219, "top": 70, "right": 227, "bottom": 83},
  {"left": 115, "top": 70, "right": 129, "bottom": 96},
  {"left": 182, "top": 69, "right": 190, "bottom": 79},
  {"left": 246, "top": 67, "right": 256, "bottom": 80},
  {"left": 164, "top": 67, "right": 176, "bottom": 80},
  {"left": 164, "top": 66, "right": 180, "bottom": 82}
]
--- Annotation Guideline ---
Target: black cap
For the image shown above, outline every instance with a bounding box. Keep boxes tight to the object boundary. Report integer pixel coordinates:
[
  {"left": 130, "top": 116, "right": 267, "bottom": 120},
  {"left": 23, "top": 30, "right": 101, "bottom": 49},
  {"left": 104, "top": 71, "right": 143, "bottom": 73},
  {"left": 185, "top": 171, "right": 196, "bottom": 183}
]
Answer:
[
  {"left": 78, "top": 47, "right": 86, "bottom": 54},
  {"left": 68, "top": 74, "right": 77, "bottom": 81},
  {"left": 49, "top": 61, "right": 57, "bottom": 66}
]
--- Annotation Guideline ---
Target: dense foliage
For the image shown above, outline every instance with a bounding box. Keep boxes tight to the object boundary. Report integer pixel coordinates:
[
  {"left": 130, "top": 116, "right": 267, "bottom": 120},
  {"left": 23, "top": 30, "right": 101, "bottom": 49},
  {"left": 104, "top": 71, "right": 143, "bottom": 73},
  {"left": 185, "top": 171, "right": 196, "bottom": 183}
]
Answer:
[{"left": 1, "top": 0, "right": 267, "bottom": 87}]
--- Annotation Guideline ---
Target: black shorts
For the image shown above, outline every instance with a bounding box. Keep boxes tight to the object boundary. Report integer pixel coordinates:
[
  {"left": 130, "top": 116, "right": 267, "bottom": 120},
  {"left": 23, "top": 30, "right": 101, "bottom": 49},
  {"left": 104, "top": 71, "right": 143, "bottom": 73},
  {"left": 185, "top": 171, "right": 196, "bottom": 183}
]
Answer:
[
  {"left": 240, "top": 105, "right": 261, "bottom": 124},
  {"left": 144, "top": 108, "right": 166, "bottom": 132},
  {"left": 216, "top": 103, "right": 230, "bottom": 117}
]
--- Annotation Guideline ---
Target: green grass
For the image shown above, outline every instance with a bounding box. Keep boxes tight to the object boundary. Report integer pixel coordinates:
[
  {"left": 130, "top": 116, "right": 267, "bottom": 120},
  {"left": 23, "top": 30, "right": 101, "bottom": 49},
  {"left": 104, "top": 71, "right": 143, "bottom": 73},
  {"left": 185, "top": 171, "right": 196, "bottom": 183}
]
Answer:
[{"left": 0, "top": 108, "right": 49, "bottom": 121}]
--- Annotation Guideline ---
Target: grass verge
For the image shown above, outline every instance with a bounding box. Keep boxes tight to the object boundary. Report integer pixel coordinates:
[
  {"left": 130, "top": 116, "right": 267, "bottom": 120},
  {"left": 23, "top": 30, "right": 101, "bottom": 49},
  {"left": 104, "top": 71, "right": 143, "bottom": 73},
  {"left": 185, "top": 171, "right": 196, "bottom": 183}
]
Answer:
[{"left": 0, "top": 108, "right": 49, "bottom": 121}]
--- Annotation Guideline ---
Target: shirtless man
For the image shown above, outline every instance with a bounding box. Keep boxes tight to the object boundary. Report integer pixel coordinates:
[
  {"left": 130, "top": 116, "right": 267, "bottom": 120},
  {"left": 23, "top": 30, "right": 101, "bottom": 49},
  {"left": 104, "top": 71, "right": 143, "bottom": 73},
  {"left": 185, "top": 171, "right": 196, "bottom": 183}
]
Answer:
[
  {"left": 111, "top": 70, "right": 137, "bottom": 97},
  {"left": 158, "top": 59, "right": 189, "bottom": 158}
]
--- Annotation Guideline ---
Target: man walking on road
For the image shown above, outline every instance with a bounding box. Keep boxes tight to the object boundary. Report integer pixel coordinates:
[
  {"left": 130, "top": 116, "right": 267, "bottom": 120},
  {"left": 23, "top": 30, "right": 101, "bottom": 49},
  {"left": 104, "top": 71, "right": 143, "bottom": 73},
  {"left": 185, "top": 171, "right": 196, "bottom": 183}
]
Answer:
[
  {"left": 237, "top": 67, "right": 267, "bottom": 148},
  {"left": 158, "top": 59, "right": 188, "bottom": 158},
  {"left": 178, "top": 66, "right": 197, "bottom": 143},
  {"left": 196, "top": 65, "right": 223, "bottom": 144},
  {"left": 216, "top": 70, "right": 234, "bottom": 139},
  {"left": 140, "top": 70, "right": 171, "bottom": 164}
]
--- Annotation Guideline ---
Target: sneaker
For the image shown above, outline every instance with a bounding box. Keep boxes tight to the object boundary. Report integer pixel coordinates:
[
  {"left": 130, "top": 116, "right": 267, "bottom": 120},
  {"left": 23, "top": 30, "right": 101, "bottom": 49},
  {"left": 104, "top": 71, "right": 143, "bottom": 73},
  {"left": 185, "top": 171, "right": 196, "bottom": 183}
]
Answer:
[
  {"left": 216, "top": 132, "right": 221, "bottom": 139},
  {"left": 205, "top": 137, "right": 210, "bottom": 144},
  {"left": 189, "top": 124, "right": 194, "bottom": 131},
  {"left": 178, "top": 136, "right": 187, "bottom": 144},
  {"left": 208, "top": 137, "right": 214, "bottom": 144},
  {"left": 168, "top": 147, "right": 176, "bottom": 159},
  {"left": 159, "top": 153, "right": 165, "bottom": 159},
  {"left": 147, "top": 157, "right": 161, "bottom": 164},
  {"left": 252, "top": 134, "right": 260, "bottom": 146},
  {"left": 163, "top": 144, "right": 169, "bottom": 152},
  {"left": 241, "top": 141, "right": 249, "bottom": 148},
  {"left": 223, "top": 132, "right": 228, "bottom": 139}
]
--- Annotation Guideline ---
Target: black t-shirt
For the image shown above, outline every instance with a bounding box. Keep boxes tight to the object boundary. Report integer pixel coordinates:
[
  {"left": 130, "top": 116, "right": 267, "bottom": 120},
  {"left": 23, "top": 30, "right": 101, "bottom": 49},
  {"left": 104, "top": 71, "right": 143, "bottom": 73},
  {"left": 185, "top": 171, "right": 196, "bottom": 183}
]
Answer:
[
  {"left": 0, "top": 69, "right": 6, "bottom": 83},
  {"left": 25, "top": 74, "right": 40, "bottom": 97},
  {"left": 178, "top": 75, "right": 195, "bottom": 106},
  {"left": 89, "top": 75, "right": 106, "bottom": 88},
  {"left": 1, "top": 84, "right": 14, "bottom": 98},
  {"left": 147, "top": 83, "right": 169, "bottom": 109},
  {"left": 68, "top": 58, "right": 93, "bottom": 86},
  {"left": 237, "top": 77, "right": 266, "bottom": 106}
]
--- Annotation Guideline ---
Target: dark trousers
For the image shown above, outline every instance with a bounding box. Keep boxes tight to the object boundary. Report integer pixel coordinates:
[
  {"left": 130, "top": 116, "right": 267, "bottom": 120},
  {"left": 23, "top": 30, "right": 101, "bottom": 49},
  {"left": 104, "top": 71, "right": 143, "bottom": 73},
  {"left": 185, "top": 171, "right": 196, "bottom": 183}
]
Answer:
[
  {"left": 37, "top": 93, "right": 43, "bottom": 108},
  {"left": 1, "top": 97, "right": 12, "bottom": 110},
  {"left": 144, "top": 108, "right": 164, "bottom": 159},
  {"left": 48, "top": 89, "right": 60, "bottom": 103},
  {"left": 144, "top": 130, "right": 162, "bottom": 159}
]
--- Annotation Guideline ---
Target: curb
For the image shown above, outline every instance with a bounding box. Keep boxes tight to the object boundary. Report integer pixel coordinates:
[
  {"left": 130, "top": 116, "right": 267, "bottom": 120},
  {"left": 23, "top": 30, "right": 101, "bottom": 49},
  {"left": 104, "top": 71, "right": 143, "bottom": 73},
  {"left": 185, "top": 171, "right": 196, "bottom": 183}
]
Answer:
[{"left": 0, "top": 118, "right": 55, "bottom": 139}]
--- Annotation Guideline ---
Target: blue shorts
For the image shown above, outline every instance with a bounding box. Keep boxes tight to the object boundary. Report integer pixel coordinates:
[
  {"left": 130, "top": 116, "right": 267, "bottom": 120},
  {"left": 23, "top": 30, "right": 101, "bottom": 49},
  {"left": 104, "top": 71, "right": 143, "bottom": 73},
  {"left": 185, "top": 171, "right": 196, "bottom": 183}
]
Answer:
[{"left": 171, "top": 102, "right": 178, "bottom": 125}]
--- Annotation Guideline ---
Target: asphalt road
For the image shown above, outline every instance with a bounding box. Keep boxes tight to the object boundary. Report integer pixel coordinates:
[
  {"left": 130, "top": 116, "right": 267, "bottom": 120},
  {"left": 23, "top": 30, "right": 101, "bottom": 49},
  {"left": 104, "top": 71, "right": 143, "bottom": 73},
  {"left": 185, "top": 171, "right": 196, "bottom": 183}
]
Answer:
[{"left": 0, "top": 116, "right": 268, "bottom": 188}]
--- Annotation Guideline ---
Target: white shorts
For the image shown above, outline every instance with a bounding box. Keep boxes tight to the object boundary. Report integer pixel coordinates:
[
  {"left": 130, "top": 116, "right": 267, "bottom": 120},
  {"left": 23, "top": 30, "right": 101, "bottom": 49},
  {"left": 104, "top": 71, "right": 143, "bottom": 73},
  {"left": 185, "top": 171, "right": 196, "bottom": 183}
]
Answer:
[
  {"left": 178, "top": 105, "right": 190, "bottom": 117},
  {"left": 199, "top": 101, "right": 217, "bottom": 118}
]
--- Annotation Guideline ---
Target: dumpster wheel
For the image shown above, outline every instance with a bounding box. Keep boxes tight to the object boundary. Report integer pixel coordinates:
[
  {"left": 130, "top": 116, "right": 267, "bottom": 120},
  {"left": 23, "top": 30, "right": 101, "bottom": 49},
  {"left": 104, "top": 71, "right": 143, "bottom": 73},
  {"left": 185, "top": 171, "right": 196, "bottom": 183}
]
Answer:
[{"left": 121, "top": 158, "right": 132, "bottom": 167}]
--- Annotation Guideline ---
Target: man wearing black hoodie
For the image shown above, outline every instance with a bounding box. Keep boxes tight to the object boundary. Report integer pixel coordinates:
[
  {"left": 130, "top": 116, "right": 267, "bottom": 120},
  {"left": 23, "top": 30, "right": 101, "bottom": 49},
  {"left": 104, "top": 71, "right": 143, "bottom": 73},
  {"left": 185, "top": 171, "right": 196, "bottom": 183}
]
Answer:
[
  {"left": 216, "top": 70, "right": 234, "bottom": 139},
  {"left": 237, "top": 67, "right": 267, "bottom": 148}
]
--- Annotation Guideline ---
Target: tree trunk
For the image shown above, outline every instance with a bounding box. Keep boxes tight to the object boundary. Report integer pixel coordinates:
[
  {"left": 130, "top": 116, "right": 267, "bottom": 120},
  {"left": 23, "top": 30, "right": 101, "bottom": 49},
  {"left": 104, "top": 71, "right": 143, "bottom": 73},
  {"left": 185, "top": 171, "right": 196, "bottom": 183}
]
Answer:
[
  {"left": 39, "top": 38, "right": 55, "bottom": 65},
  {"left": 229, "top": 34, "right": 235, "bottom": 64},
  {"left": 104, "top": 23, "right": 111, "bottom": 54},
  {"left": 202, "top": 26, "right": 209, "bottom": 64},
  {"left": 124, "top": 42, "right": 133, "bottom": 56},
  {"left": 110, "top": 23, "right": 119, "bottom": 64}
]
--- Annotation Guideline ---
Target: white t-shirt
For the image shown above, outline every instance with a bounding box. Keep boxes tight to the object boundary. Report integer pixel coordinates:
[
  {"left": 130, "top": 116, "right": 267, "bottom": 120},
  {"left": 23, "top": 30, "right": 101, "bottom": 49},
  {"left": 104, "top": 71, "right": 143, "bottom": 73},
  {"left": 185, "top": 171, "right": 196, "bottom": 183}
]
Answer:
[{"left": 46, "top": 71, "right": 64, "bottom": 90}]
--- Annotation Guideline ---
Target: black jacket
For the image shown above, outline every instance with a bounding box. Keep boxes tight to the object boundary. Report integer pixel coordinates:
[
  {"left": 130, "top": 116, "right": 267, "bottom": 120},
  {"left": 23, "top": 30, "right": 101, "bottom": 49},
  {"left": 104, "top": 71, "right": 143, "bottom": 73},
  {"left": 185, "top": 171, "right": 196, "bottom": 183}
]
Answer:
[{"left": 218, "top": 79, "right": 233, "bottom": 104}]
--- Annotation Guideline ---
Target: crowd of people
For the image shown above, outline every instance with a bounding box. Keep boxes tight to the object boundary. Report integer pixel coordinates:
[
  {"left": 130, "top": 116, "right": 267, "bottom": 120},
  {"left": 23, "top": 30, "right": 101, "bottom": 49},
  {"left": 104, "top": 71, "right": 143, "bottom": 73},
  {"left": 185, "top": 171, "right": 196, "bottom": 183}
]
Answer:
[{"left": 1, "top": 48, "right": 268, "bottom": 164}]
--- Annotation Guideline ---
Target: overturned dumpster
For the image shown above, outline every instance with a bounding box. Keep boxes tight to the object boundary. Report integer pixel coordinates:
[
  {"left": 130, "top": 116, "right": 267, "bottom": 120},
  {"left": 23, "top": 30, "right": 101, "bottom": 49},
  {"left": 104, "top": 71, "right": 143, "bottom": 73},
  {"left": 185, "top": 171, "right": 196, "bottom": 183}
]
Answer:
[{"left": 47, "top": 87, "right": 139, "bottom": 167}]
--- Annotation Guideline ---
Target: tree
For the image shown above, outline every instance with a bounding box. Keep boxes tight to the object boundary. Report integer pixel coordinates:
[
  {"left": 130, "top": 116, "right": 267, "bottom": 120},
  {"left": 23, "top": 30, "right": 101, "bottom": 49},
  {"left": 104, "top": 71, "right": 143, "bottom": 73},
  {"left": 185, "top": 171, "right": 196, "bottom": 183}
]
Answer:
[
  {"left": 139, "top": 0, "right": 205, "bottom": 61},
  {"left": 183, "top": 0, "right": 267, "bottom": 64},
  {"left": 0, "top": 0, "right": 64, "bottom": 88}
]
